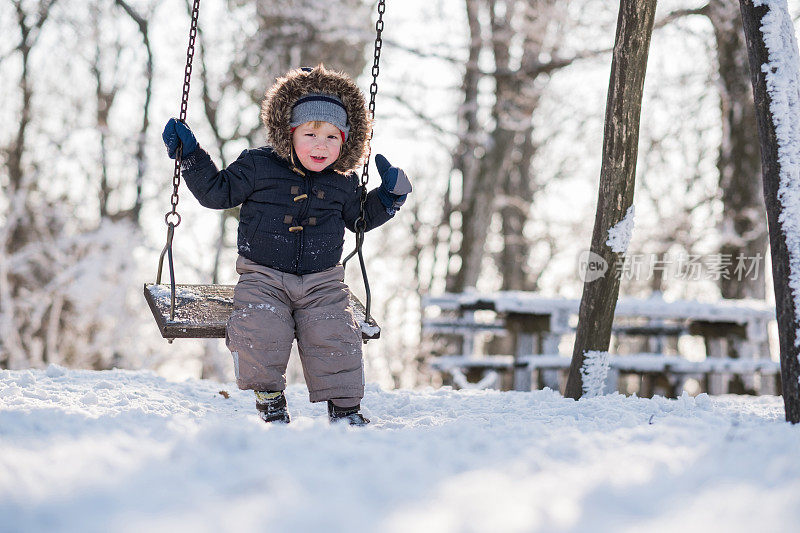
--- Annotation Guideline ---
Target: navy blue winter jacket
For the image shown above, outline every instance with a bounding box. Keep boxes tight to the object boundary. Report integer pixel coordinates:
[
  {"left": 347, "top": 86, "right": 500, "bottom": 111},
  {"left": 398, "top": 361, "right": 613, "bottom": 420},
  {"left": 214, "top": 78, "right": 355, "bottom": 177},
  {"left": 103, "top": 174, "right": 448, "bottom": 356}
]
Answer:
[{"left": 181, "top": 146, "right": 393, "bottom": 275}]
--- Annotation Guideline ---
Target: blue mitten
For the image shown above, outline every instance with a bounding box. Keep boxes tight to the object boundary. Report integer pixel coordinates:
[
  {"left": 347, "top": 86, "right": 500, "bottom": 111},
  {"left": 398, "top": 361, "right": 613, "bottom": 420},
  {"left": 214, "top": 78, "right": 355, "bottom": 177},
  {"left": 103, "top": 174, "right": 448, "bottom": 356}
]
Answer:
[
  {"left": 375, "top": 154, "right": 412, "bottom": 213},
  {"left": 162, "top": 118, "right": 198, "bottom": 159}
]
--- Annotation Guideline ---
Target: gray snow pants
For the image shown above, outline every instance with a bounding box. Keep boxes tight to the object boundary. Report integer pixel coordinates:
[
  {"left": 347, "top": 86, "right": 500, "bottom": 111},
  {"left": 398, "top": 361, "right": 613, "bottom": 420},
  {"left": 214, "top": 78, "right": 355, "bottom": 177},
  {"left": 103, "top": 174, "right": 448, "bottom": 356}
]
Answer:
[{"left": 226, "top": 256, "right": 364, "bottom": 404}]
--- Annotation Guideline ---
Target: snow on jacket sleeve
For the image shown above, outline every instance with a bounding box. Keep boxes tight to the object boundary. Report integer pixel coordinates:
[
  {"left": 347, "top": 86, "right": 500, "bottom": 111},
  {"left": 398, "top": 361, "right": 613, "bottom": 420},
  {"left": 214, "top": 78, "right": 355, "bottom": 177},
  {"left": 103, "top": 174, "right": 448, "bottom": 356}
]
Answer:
[
  {"left": 342, "top": 173, "right": 394, "bottom": 233},
  {"left": 180, "top": 147, "right": 256, "bottom": 209}
]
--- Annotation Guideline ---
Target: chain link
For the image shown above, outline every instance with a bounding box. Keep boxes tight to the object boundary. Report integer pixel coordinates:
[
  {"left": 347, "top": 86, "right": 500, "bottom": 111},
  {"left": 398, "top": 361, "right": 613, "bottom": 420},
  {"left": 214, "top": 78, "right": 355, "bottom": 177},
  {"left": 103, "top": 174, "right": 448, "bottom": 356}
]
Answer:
[
  {"left": 165, "top": 0, "right": 201, "bottom": 228},
  {"left": 353, "top": 0, "right": 385, "bottom": 234}
]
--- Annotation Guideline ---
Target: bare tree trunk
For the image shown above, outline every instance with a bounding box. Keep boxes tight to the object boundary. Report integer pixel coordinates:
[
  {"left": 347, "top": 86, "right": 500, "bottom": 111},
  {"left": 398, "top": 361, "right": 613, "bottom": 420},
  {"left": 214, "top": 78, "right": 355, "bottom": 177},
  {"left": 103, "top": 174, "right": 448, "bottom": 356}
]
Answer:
[
  {"left": 498, "top": 126, "right": 537, "bottom": 292},
  {"left": 437, "top": 0, "right": 483, "bottom": 362},
  {"left": 450, "top": 0, "right": 530, "bottom": 291},
  {"left": 446, "top": 0, "right": 571, "bottom": 293},
  {"left": 490, "top": 0, "right": 524, "bottom": 292},
  {"left": 7, "top": 2, "right": 56, "bottom": 250},
  {"left": 497, "top": 2, "right": 552, "bottom": 291},
  {"left": 7, "top": 1, "right": 54, "bottom": 196},
  {"left": 739, "top": 0, "right": 800, "bottom": 423},
  {"left": 445, "top": 0, "right": 482, "bottom": 292},
  {"left": 115, "top": 0, "right": 153, "bottom": 224},
  {"left": 565, "top": 0, "right": 657, "bottom": 399},
  {"left": 8, "top": 45, "right": 31, "bottom": 201},
  {"left": 707, "top": 0, "right": 767, "bottom": 299},
  {"left": 90, "top": 6, "right": 118, "bottom": 220}
]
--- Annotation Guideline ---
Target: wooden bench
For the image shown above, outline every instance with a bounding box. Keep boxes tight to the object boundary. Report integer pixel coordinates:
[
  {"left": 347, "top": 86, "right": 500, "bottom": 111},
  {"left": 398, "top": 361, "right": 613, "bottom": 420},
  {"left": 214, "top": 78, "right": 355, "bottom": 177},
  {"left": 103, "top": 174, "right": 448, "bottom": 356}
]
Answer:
[{"left": 422, "top": 292, "right": 777, "bottom": 396}]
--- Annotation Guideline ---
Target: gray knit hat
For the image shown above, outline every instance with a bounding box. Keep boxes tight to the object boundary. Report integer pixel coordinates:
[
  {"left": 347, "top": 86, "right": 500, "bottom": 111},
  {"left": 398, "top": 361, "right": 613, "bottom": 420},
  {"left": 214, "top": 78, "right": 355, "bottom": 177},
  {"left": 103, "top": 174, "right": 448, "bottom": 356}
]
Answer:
[{"left": 289, "top": 93, "right": 350, "bottom": 141}]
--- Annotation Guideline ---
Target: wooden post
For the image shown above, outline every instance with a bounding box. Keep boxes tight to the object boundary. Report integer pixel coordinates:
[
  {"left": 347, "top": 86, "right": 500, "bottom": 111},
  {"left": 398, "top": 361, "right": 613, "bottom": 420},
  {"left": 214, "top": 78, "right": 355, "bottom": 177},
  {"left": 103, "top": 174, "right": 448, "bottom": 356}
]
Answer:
[
  {"left": 506, "top": 313, "right": 550, "bottom": 391},
  {"left": 739, "top": 0, "right": 800, "bottom": 423},
  {"left": 564, "top": 0, "right": 658, "bottom": 399}
]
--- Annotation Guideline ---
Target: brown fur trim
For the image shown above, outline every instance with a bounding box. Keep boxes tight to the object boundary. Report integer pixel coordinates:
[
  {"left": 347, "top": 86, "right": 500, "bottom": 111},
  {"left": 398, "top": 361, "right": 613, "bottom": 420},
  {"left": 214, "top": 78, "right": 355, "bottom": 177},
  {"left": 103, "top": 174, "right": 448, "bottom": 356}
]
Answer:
[{"left": 261, "top": 64, "right": 372, "bottom": 174}]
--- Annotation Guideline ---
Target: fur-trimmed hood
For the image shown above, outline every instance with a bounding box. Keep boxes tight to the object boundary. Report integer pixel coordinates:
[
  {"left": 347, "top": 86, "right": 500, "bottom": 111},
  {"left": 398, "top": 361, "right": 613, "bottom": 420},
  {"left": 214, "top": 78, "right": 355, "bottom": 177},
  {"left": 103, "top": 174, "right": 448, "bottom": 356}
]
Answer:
[{"left": 261, "top": 65, "right": 371, "bottom": 174}]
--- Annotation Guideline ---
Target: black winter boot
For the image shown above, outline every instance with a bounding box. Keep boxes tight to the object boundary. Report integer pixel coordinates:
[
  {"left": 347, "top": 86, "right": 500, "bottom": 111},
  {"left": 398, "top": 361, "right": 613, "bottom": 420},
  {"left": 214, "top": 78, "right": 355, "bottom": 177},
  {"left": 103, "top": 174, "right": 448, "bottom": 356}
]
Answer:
[
  {"left": 255, "top": 391, "right": 291, "bottom": 424},
  {"left": 327, "top": 401, "right": 370, "bottom": 426}
]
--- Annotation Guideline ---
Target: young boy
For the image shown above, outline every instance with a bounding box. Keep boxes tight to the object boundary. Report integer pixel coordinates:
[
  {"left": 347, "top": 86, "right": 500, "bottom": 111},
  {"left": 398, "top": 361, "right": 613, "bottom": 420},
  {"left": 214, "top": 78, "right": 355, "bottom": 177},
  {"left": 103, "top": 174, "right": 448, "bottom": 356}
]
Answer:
[{"left": 162, "top": 65, "right": 411, "bottom": 425}]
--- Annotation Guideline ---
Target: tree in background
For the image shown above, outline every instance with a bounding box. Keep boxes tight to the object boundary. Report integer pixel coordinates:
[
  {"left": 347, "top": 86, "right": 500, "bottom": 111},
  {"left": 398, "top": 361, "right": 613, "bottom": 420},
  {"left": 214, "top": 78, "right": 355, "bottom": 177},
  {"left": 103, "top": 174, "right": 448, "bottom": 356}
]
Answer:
[
  {"left": 113, "top": 0, "right": 158, "bottom": 224},
  {"left": 628, "top": 1, "right": 769, "bottom": 301},
  {"left": 436, "top": 0, "right": 621, "bottom": 295},
  {"left": 446, "top": 0, "right": 563, "bottom": 293},
  {"left": 565, "top": 0, "right": 658, "bottom": 399},
  {"left": 739, "top": 0, "right": 800, "bottom": 422},
  {"left": 0, "top": 0, "right": 147, "bottom": 371},
  {"left": 0, "top": 0, "right": 187, "bottom": 372},
  {"left": 1, "top": 0, "right": 61, "bottom": 369},
  {"left": 434, "top": 0, "right": 773, "bottom": 301},
  {"left": 84, "top": 0, "right": 158, "bottom": 224},
  {"left": 704, "top": 0, "right": 768, "bottom": 300},
  {"left": 227, "top": 0, "right": 371, "bottom": 112}
]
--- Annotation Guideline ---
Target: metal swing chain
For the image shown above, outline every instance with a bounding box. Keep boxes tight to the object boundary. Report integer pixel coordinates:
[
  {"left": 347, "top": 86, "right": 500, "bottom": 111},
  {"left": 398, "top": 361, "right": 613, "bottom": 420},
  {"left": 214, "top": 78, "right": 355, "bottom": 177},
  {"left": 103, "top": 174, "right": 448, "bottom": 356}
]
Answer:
[
  {"left": 168, "top": 0, "right": 200, "bottom": 229},
  {"left": 359, "top": 0, "right": 385, "bottom": 199},
  {"left": 156, "top": 0, "right": 201, "bottom": 322},
  {"left": 343, "top": 0, "right": 385, "bottom": 327}
]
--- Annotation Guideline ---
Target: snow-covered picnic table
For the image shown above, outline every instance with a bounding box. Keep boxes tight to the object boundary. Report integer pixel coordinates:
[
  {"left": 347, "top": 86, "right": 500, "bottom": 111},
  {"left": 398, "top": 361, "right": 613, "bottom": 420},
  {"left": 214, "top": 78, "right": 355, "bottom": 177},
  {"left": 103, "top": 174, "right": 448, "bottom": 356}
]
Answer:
[{"left": 423, "top": 292, "right": 778, "bottom": 395}]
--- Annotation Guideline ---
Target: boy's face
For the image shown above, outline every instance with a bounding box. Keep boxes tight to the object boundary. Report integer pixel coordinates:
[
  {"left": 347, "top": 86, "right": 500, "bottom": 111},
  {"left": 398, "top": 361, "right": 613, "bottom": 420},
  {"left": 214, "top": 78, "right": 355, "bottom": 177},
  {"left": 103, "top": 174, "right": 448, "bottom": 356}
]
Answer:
[{"left": 292, "top": 121, "right": 343, "bottom": 172}]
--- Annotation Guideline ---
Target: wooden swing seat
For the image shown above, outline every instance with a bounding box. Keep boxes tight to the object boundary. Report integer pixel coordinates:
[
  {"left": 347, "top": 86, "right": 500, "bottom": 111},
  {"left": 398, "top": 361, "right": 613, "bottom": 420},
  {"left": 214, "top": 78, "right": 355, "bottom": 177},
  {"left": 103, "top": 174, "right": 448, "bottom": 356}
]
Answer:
[{"left": 144, "top": 283, "right": 380, "bottom": 340}]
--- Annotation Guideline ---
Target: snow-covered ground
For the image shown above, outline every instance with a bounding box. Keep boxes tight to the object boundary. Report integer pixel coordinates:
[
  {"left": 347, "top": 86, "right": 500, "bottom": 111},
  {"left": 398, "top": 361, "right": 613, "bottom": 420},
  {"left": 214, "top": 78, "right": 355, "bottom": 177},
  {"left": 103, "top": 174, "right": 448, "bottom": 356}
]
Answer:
[{"left": 1, "top": 367, "right": 799, "bottom": 533}]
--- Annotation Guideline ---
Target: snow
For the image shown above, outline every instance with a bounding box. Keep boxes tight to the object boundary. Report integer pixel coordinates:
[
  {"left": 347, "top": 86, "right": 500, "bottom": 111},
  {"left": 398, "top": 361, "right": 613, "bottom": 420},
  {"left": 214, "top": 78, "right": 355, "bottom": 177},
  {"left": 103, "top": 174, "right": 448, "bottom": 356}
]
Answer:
[
  {"left": 606, "top": 205, "right": 635, "bottom": 254},
  {"left": 2, "top": 366, "right": 800, "bottom": 532},
  {"left": 580, "top": 350, "right": 610, "bottom": 398},
  {"left": 148, "top": 284, "right": 233, "bottom": 305},
  {"left": 757, "top": 0, "right": 800, "bottom": 351},
  {"left": 359, "top": 321, "right": 381, "bottom": 337}
]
